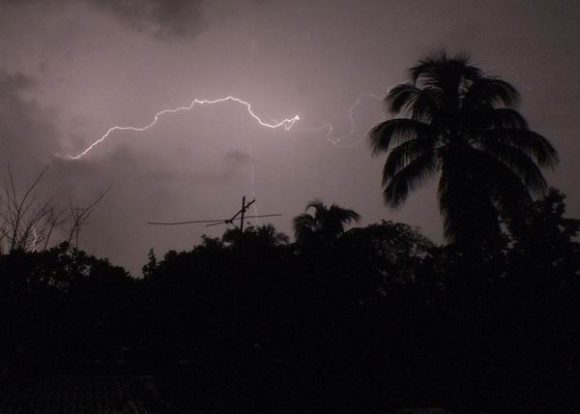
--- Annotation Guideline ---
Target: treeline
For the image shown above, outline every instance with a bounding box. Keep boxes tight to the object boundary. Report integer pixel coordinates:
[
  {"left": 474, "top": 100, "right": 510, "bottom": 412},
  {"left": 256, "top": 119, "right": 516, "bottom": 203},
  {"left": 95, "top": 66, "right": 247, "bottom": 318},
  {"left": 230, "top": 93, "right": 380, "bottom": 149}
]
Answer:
[{"left": 0, "top": 189, "right": 579, "bottom": 410}]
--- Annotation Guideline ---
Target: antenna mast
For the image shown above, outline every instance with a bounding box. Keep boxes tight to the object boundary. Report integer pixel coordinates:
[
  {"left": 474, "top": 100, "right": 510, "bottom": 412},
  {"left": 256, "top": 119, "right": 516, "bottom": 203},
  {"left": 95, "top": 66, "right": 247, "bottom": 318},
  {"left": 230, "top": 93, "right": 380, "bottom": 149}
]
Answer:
[{"left": 147, "top": 196, "right": 279, "bottom": 230}]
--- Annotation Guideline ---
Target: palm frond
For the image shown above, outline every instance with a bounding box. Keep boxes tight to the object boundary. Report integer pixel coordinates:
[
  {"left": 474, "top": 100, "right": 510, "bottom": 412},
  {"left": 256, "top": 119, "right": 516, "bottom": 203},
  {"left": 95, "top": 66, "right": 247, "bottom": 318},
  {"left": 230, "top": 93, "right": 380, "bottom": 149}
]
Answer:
[
  {"left": 410, "top": 88, "right": 444, "bottom": 122},
  {"left": 328, "top": 204, "right": 360, "bottom": 224},
  {"left": 293, "top": 213, "right": 316, "bottom": 240},
  {"left": 479, "top": 140, "right": 548, "bottom": 193},
  {"left": 384, "top": 152, "right": 438, "bottom": 208},
  {"left": 465, "top": 77, "right": 520, "bottom": 108},
  {"left": 386, "top": 83, "right": 421, "bottom": 114},
  {"left": 295, "top": 200, "right": 360, "bottom": 242},
  {"left": 409, "top": 50, "right": 452, "bottom": 84},
  {"left": 464, "top": 147, "right": 534, "bottom": 228},
  {"left": 410, "top": 52, "right": 481, "bottom": 92},
  {"left": 481, "top": 128, "right": 558, "bottom": 168},
  {"left": 369, "top": 118, "right": 432, "bottom": 156},
  {"left": 489, "top": 108, "right": 529, "bottom": 129},
  {"left": 305, "top": 199, "right": 325, "bottom": 214},
  {"left": 382, "top": 138, "right": 435, "bottom": 184}
]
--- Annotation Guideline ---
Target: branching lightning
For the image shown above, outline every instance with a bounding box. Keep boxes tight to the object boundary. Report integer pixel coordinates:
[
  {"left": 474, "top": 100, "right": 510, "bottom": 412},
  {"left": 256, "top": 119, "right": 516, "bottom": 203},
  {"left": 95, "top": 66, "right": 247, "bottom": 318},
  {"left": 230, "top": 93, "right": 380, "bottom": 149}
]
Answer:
[
  {"left": 67, "top": 92, "right": 382, "bottom": 160},
  {"left": 64, "top": 91, "right": 383, "bottom": 231},
  {"left": 298, "top": 93, "right": 381, "bottom": 147},
  {"left": 69, "top": 96, "right": 301, "bottom": 160}
]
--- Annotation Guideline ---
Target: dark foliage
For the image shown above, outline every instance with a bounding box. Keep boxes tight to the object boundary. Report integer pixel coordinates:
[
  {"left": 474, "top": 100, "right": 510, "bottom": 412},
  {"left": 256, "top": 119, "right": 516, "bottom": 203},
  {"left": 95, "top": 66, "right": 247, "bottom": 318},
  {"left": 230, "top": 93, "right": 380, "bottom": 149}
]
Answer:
[
  {"left": 0, "top": 190, "right": 578, "bottom": 411},
  {"left": 369, "top": 52, "right": 557, "bottom": 250},
  {"left": 0, "top": 52, "right": 575, "bottom": 412}
]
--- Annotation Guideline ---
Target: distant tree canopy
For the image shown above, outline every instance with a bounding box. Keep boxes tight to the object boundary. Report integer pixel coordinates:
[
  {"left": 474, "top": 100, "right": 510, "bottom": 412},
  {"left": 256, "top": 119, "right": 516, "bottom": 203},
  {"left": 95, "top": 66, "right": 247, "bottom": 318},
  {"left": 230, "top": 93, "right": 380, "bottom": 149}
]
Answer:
[
  {"left": 0, "top": 188, "right": 579, "bottom": 410},
  {"left": 222, "top": 224, "right": 289, "bottom": 250},
  {"left": 293, "top": 200, "right": 360, "bottom": 247},
  {"left": 369, "top": 51, "right": 558, "bottom": 249}
]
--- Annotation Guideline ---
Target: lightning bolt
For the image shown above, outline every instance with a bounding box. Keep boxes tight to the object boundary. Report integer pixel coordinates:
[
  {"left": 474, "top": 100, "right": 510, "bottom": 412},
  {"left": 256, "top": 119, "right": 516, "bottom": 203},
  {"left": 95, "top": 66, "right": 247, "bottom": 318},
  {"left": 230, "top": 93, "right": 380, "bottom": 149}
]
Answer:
[
  {"left": 27, "top": 226, "right": 39, "bottom": 252},
  {"left": 69, "top": 96, "right": 301, "bottom": 160},
  {"left": 67, "top": 92, "right": 382, "bottom": 160},
  {"left": 299, "top": 93, "right": 381, "bottom": 147},
  {"left": 241, "top": 93, "right": 381, "bottom": 228}
]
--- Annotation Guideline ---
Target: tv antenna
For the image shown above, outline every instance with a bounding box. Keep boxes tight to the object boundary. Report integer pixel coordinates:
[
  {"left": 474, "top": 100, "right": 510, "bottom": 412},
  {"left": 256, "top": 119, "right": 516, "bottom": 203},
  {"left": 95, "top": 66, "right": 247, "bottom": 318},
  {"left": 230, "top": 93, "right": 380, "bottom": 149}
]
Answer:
[{"left": 147, "top": 196, "right": 282, "bottom": 232}]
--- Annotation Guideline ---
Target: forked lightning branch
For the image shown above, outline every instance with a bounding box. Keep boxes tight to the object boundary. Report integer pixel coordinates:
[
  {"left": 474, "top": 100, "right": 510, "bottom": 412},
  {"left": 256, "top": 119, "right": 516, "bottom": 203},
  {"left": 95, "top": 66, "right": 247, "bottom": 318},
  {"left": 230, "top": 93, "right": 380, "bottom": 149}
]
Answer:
[
  {"left": 69, "top": 96, "right": 300, "bottom": 160},
  {"left": 68, "top": 93, "right": 380, "bottom": 160}
]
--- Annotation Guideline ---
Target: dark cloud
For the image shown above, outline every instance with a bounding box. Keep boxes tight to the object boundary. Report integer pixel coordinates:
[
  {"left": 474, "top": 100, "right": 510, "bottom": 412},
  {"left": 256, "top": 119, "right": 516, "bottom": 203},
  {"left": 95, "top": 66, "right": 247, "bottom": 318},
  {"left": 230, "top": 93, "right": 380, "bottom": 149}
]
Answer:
[
  {"left": 224, "top": 149, "right": 251, "bottom": 165},
  {"left": 0, "top": 0, "right": 205, "bottom": 40},
  {"left": 0, "top": 71, "right": 60, "bottom": 182},
  {"left": 89, "top": 0, "right": 205, "bottom": 40}
]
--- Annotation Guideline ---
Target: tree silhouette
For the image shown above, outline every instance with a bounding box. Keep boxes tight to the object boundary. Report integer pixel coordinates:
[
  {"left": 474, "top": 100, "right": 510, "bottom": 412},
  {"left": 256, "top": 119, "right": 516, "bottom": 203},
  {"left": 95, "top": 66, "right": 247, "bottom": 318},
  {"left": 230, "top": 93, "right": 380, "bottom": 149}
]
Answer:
[
  {"left": 508, "top": 188, "right": 580, "bottom": 293},
  {"left": 222, "top": 224, "right": 289, "bottom": 250},
  {"left": 293, "top": 200, "right": 360, "bottom": 246},
  {"left": 2, "top": 193, "right": 580, "bottom": 410},
  {"left": 369, "top": 52, "right": 557, "bottom": 247}
]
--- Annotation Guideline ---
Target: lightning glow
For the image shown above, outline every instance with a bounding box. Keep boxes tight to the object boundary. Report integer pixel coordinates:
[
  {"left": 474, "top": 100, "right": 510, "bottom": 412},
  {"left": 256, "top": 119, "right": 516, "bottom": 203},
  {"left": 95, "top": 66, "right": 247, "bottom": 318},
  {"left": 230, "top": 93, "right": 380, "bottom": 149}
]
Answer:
[{"left": 69, "top": 96, "right": 301, "bottom": 160}]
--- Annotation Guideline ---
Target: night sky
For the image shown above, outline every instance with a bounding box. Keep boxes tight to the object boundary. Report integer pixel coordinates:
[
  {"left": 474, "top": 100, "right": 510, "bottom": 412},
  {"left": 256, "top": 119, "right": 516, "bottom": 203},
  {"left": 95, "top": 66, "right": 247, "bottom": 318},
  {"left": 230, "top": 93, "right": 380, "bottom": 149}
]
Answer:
[{"left": 1, "top": 0, "right": 579, "bottom": 274}]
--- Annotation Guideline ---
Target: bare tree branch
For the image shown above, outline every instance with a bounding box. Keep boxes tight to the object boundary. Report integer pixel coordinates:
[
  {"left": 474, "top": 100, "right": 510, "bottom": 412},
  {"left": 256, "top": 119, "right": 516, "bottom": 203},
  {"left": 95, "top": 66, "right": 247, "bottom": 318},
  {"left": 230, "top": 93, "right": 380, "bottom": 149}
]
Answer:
[{"left": 67, "top": 186, "right": 111, "bottom": 249}]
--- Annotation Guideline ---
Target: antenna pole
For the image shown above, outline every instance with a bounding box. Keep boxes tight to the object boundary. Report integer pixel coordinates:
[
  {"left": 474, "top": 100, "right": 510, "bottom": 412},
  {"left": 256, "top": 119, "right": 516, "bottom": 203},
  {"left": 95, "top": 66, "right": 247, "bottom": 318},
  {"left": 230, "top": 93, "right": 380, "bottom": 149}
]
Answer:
[
  {"left": 240, "top": 196, "right": 246, "bottom": 232},
  {"left": 148, "top": 197, "right": 269, "bottom": 230}
]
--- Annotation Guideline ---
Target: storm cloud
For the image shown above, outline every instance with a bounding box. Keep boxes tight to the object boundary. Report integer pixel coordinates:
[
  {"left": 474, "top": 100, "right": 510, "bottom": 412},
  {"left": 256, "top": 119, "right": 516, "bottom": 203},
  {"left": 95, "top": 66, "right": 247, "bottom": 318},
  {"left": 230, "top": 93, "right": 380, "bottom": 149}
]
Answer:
[
  {"left": 1, "top": 0, "right": 205, "bottom": 40},
  {"left": 0, "top": 71, "right": 60, "bottom": 183},
  {"left": 89, "top": 0, "right": 205, "bottom": 40}
]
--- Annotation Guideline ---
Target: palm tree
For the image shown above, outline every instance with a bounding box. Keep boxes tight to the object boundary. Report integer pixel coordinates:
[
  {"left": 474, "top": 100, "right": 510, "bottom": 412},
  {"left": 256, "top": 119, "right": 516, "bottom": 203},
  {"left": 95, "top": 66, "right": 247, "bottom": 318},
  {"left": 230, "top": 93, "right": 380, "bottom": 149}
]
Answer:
[
  {"left": 293, "top": 200, "right": 360, "bottom": 245},
  {"left": 369, "top": 52, "right": 557, "bottom": 247}
]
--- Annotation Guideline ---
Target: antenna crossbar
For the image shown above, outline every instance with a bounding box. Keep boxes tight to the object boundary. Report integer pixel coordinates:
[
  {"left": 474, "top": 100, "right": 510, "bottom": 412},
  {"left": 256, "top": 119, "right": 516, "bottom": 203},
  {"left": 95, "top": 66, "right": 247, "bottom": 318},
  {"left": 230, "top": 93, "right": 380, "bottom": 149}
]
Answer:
[{"left": 147, "top": 197, "right": 282, "bottom": 230}]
